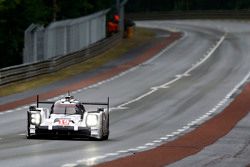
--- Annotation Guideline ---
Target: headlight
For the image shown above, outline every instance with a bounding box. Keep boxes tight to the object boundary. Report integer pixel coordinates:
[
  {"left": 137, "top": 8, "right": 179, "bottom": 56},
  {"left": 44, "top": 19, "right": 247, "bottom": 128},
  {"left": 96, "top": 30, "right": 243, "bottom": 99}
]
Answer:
[
  {"left": 30, "top": 113, "right": 41, "bottom": 125},
  {"left": 86, "top": 114, "right": 98, "bottom": 127}
]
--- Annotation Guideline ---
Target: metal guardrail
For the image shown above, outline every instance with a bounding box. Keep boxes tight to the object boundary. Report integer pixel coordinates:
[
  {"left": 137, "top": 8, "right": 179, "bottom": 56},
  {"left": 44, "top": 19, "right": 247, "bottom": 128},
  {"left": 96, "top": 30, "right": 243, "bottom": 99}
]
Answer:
[
  {"left": 0, "top": 33, "right": 122, "bottom": 86},
  {"left": 126, "top": 10, "right": 250, "bottom": 20}
]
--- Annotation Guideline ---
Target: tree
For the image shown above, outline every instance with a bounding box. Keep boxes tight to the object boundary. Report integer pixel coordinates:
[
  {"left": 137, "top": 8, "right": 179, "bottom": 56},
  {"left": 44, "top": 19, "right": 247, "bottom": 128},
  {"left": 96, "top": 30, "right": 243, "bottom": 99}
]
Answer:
[
  {"left": 0, "top": 0, "right": 114, "bottom": 68},
  {"left": 0, "top": 0, "right": 49, "bottom": 68}
]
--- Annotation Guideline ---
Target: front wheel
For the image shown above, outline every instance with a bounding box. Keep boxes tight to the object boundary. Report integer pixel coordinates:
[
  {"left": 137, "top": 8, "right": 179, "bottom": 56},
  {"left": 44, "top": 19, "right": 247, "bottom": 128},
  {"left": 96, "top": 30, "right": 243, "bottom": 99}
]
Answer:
[
  {"left": 26, "top": 112, "right": 36, "bottom": 139},
  {"left": 101, "top": 132, "right": 109, "bottom": 140},
  {"left": 26, "top": 122, "right": 34, "bottom": 139},
  {"left": 26, "top": 112, "right": 31, "bottom": 139}
]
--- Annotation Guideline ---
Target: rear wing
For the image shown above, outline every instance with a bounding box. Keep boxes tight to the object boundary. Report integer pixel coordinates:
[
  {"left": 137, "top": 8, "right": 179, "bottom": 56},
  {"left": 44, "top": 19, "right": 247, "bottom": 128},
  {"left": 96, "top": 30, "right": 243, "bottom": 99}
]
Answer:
[
  {"left": 34, "top": 95, "right": 110, "bottom": 113},
  {"left": 36, "top": 95, "right": 54, "bottom": 108},
  {"left": 82, "top": 97, "right": 110, "bottom": 113}
]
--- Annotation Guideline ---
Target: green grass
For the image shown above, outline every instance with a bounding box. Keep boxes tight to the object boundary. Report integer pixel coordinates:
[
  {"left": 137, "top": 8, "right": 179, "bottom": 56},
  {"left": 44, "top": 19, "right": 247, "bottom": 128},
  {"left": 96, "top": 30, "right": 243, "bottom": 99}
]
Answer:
[{"left": 0, "top": 27, "right": 155, "bottom": 97}]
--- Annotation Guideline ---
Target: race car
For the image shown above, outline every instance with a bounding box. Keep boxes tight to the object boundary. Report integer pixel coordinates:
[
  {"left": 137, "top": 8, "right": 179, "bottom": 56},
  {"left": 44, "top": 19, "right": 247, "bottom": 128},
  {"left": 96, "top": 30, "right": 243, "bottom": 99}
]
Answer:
[{"left": 26, "top": 95, "right": 109, "bottom": 140}]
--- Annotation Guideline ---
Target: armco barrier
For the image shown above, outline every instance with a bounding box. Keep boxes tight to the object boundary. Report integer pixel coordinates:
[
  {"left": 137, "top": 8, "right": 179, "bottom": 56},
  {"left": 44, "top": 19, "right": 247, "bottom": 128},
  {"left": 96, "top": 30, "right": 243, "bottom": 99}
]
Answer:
[
  {"left": 0, "top": 33, "right": 122, "bottom": 86},
  {"left": 126, "top": 10, "right": 250, "bottom": 20}
]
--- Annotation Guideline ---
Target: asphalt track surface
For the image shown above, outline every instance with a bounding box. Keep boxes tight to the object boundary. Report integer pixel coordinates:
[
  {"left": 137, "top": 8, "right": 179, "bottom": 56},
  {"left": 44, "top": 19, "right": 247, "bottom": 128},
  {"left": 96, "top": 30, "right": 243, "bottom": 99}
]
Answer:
[
  {"left": 1, "top": 20, "right": 250, "bottom": 167},
  {"left": 169, "top": 109, "right": 250, "bottom": 167}
]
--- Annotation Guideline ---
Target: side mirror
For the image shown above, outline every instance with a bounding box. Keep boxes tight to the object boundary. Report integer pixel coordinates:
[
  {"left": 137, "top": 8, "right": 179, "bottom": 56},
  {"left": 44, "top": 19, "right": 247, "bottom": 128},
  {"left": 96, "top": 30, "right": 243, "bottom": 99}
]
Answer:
[
  {"left": 98, "top": 108, "right": 104, "bottom": 112},
  {"left": 29, "top": 106, "right": 36, "bottom": 111}
]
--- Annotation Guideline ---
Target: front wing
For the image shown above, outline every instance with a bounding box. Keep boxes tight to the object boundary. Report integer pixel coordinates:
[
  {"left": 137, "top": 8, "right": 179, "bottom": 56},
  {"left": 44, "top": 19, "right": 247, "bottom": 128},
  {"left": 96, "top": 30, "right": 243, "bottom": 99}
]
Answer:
[{"left": 35, "top": 125, "right": 91, "bottom": 137}]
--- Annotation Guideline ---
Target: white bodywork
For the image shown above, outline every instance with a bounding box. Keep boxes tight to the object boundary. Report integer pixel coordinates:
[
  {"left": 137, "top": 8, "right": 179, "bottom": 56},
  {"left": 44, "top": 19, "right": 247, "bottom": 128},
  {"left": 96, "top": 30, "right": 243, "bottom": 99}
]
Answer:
[{"left": 27, "top": 96, "right": 109, "bottom": 140}]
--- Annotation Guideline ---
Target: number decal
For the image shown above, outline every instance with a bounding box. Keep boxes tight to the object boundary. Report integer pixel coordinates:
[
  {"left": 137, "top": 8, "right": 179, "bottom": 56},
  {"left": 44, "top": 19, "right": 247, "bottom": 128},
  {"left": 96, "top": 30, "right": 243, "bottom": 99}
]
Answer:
[{"left": 59, "top": 119, "right": 70, "bottom": 126}]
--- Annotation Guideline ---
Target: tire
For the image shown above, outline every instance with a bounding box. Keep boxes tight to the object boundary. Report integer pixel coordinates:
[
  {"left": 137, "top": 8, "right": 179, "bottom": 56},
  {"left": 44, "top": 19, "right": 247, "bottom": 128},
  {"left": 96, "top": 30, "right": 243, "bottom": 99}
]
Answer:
[
  {"left": 101, "top": 132, "right": 109, "bottom": 140},
  {"left": 26, "top": 134, "right": 32, "bottom": 139},
  {"left": 101, "top": 115, "right": 109, "bottom": 140},
  {"left": 98, "top": 114, "right": 109, "bottom": 140},
  {"left": 26, "top": 112, "right": 35, "bottom": 139},
  {"left": 26, "top": 112, "right": 31, "bottom": 139}
]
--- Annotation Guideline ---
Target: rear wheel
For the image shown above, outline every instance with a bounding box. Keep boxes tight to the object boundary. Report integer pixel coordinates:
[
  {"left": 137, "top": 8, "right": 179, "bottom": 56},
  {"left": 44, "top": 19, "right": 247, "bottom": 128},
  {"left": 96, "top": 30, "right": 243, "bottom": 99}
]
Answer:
[
  {"left": 26, "top": 112, "right": 31, "bottom": 139},
  {"left": 100, "top": 114, "right": 109, "bottom": 140},
  {"left": 101, "top": 132, "right": 109, "bottom": 140}
]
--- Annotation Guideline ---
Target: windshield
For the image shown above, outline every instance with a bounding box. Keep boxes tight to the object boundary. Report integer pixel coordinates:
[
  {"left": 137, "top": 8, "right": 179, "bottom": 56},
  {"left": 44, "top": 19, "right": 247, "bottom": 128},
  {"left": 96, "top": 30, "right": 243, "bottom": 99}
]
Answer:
[{"left": 53, "top": 103, "right": 77, "bottom": 114}]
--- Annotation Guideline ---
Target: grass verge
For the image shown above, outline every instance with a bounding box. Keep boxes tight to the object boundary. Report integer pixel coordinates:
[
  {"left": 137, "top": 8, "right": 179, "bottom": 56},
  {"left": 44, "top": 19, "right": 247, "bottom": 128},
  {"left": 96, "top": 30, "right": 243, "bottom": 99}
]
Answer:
[{"left": 0, "top": 27, "right": 155, "bottom": 97}]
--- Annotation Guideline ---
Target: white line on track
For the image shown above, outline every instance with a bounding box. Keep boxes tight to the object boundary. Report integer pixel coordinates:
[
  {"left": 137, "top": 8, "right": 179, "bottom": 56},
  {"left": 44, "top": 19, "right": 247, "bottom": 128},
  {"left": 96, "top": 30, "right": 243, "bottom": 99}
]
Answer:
[
  {"left": 172, "top": 131, "right": 181, "bottom": 135},
  {"left": 153, "top": 140, "right": 162, "bottom": 143},
  {"left": 117, "top": 150, "right": 129, "bottom": 153},
  {"left": 136, "top": 146, "right": 148, "bottom": 150},
  {"left": 184, "top": 33, "right": 226, "bottom": 75},
  {"left": 177, "top": 128, "right": 185, "bottom": 132},
  {"left": 145, "top": 143, "right": 155, "bottom": 146},
  {"left": 5, "top": 110, "right": 14, "bottom": 113},
  {"left": 16, "top": 107, "right": 23, "bottom": 111},
  {"left": 61, "top": 164, "right": 77, "bottom": 167},
  {"left": 18, "top": 133, "right": 26, "bottom": 136},
  {"left": 63, "top": 32, "right": 248, "bottom": 167},
  {"left": 160, "top": 137, "right": 169, "bottom": 140},
  {"left": 105, "top": 153, "right": 119, "bottom": 156},
  {"left": 2, "top": 27, "right": 248, "bottom": 167},
  {"left": 182, "top": 126, "right": 190, "bottom": 129},
  {"left": 110, "top": 33, "right": 226, "bottom": 111},
  {"left": 127, "top": 148, "right": 140, "bottom": 152},
  {"left": 187, "top": 122, "right": 196, "bottom": 126},
  {"left": 0, "top": 26, "right": 186, "bottom": 116},
  {"left": 166, "top": 134, "right": 175, "bottom": 137},
  {"left": 71, "top": 60, "right": 248, "bottom": 167}
]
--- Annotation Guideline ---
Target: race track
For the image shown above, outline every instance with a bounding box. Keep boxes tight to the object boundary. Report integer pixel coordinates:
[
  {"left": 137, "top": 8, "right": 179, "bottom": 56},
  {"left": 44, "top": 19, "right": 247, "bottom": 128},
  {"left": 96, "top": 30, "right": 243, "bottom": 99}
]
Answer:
[{"left": 1, "top": 20, "right": 250, "bottom": 167}]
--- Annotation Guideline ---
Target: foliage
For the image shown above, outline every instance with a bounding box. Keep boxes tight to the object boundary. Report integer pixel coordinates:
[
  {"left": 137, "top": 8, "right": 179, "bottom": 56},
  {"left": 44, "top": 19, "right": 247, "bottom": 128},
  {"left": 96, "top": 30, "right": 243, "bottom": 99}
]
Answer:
[
  {"left": 0, "top": 0, "right": 50, "bottom": 68},
  {"left": 0, "top": 0, "right": 113, "bottom": 68}
]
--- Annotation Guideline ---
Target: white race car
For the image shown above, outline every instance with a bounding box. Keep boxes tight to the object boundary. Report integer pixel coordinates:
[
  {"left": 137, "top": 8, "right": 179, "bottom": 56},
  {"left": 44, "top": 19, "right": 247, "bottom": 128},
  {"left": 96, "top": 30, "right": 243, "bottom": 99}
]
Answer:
[{"left": 27, "top": 95, "right": 109, "bottom": 140}]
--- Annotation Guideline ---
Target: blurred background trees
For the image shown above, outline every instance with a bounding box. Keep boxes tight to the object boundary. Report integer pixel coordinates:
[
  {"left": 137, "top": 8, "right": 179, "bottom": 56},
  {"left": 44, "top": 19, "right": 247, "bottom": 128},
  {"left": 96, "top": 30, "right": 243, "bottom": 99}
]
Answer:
[
  {"left": 0, "top": 0, "right": 113, "bottom": 68},
  {"left": 1, "top": 0, "right": 250, "bottom": 68},
  {"left": 0, "top": 0, "right": 50, "bottom": 68}
]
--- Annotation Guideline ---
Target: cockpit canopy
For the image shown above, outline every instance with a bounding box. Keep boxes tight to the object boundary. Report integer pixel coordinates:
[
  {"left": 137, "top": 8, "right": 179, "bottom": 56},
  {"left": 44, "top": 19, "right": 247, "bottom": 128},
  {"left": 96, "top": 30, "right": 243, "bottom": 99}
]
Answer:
[{"left": 52, "top": 101, "right": 85, "bottom": 115}]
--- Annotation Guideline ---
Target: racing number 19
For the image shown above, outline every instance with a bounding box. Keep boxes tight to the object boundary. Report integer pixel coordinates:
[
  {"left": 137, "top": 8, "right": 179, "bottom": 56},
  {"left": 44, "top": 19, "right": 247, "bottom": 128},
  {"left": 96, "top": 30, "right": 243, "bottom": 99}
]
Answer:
[{"left": 59, "top": 119, "right": 70, "bottom": 126}]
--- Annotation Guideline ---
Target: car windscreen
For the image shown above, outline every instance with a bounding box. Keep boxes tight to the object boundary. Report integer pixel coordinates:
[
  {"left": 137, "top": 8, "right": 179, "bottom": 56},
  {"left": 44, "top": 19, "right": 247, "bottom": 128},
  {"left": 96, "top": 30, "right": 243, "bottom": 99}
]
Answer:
[{"left": 53, "top": 103, "right": 76, "bottom": 114}]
